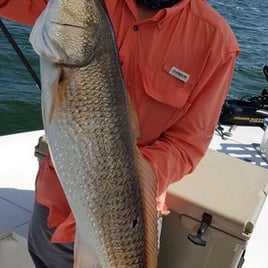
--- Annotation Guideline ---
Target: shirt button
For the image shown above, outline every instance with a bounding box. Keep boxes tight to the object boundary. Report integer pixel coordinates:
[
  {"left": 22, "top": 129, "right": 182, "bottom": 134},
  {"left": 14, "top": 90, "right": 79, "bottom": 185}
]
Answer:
[{"left": 133, "top": 25, "right": 139, "bottom": 31}]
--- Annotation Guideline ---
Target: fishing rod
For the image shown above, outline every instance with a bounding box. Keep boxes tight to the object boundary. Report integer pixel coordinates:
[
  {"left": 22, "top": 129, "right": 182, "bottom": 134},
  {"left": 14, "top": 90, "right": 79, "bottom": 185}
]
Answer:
[{"left": 0, "top": 18, "right": 41, "bottom": 90}]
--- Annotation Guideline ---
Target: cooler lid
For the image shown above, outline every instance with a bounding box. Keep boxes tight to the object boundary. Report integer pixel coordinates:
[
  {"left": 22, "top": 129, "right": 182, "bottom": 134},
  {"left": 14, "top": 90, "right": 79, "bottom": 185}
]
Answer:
[{"left": 166, "top": 149, "right": 268, "bottom": 241}]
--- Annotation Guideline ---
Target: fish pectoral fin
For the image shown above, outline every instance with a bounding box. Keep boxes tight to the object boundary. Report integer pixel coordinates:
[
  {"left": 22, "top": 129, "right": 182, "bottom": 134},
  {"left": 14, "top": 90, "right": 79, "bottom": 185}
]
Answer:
[
  {"left": 40, "top": 58, "right": 67, "bottom": 124},
  {"left": 126, "top": 92, "right": 141, "bottom": 140},
  {"left": 47, "top": 78, "right": 59, "bottom": 125},
  {"left": 41, "top": 60, "right": 65, "bottom": 125},
  {"left": 74, "top": 229, "right": 102, "bottom": 268}
]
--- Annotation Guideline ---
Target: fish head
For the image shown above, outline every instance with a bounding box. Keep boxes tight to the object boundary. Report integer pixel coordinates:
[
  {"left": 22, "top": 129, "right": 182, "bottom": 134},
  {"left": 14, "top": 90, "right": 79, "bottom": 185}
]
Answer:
[{"left": 30, "top": 0, "right": 103, "bottom": 67}]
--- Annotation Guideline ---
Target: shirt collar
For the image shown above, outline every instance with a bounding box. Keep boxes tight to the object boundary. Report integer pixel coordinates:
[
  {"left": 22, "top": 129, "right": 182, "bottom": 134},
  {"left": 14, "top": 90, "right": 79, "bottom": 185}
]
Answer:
[{"left": 124, "top": 0, "right": 191, "bottom": 28}]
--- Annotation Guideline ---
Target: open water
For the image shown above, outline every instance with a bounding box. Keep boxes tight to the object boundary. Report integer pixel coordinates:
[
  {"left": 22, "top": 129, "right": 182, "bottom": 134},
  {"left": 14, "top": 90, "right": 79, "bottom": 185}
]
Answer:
[{"left": 0, "top": 0, "right": 267, "bottom": 135}]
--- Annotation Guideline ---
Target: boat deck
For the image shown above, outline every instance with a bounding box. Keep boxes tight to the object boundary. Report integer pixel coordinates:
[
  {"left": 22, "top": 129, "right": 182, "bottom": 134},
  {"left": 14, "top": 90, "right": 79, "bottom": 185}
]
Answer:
[
  {"left": 211, "top": 125, "right": 268, "bottom": 169},
  {"left": 0, "top": 130, "right": 43, "bottom": 238},
  {"left": 0, "top": 127, "right": 268, "bottom": 267}
]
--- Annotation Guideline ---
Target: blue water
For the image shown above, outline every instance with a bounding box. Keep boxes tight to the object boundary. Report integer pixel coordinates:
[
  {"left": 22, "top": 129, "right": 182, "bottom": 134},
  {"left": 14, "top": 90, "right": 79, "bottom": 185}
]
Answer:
[
  {"left": 0, "top": 22, "right": 42, "bottom": 135},
  {"left": 210, "top": 0, "right": 268, "bottom": 98},
  {"left": 0, "top": 0, "right": 267, "bottom": 135}
]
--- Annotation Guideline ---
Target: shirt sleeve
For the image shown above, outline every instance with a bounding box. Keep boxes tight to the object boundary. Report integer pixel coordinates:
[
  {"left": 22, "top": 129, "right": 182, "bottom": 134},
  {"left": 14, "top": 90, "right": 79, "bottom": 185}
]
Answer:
[
  {"left": 139, "top": 49, "right": 239, "bottom": 199},
  {"left": 0, "top": 0, "right": 47, "bottom": 25}
]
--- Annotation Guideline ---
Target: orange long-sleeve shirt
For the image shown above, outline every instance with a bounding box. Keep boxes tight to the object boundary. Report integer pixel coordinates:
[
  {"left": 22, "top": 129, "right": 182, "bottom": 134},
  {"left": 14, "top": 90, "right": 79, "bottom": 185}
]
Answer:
[
  {"left": 0, "top": 0, "right": 47, "bottom": 25},
  {"left": 0, "top": 0, "right": 239, "bottom": 243}
]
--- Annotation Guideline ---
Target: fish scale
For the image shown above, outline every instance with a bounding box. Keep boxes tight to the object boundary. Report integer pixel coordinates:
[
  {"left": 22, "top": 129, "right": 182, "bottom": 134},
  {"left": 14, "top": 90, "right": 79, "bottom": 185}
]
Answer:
[{"left": 30, "top": 0, "right": 158, "bottom": 267}]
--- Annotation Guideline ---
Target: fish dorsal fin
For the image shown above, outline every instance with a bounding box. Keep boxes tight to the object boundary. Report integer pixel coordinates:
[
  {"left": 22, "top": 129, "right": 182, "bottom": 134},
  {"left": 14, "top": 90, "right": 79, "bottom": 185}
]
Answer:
[
  {"left": 126, "top": 92, "right": 158, "bottom": 266},
  {"left": 134, "top": 147, "right": 158, "bottom": 267}
]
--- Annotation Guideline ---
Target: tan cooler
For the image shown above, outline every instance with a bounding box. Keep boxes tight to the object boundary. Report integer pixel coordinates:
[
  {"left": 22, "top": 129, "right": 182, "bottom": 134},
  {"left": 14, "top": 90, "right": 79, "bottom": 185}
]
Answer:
[{"left": 159, "top": 149, "right": 268, "bottom": 268}]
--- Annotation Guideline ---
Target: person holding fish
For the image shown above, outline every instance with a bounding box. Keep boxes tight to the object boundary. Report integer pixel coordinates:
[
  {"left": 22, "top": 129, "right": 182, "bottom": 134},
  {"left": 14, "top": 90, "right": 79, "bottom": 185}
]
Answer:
[{"left": 0, "top": 0, "right": 239, "bottom": 267}]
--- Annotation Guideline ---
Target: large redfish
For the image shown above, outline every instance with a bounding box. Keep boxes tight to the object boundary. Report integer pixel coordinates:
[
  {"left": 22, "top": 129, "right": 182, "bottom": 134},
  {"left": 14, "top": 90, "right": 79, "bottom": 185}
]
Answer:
[{"left": 29, "top": 0, "right": 157, "bottom": 267}]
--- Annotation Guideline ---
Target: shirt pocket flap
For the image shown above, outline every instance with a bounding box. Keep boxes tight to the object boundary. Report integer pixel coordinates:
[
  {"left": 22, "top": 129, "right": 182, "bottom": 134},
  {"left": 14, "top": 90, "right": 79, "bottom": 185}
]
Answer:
[{"left": 139, "top": 63, "right": 195, "bottom": 109}]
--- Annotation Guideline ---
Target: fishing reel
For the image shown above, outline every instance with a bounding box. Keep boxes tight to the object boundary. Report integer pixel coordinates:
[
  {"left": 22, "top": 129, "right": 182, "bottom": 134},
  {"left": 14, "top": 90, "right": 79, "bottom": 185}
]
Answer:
[{"left": 216, "top": 66, "right": 268, "bottom": 138}]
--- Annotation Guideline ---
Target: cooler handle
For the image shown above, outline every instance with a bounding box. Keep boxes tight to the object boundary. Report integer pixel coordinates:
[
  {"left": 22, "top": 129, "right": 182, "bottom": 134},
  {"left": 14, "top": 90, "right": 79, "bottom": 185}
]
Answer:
[{"left": 187, "top": 212, "right": 212, "bottom": 247}]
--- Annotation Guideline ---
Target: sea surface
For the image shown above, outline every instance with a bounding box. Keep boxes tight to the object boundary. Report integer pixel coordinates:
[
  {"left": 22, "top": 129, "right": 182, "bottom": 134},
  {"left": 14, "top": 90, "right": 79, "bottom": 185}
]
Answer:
[{"left": 0, "top": 0, "right": 267, "bottom": 135}]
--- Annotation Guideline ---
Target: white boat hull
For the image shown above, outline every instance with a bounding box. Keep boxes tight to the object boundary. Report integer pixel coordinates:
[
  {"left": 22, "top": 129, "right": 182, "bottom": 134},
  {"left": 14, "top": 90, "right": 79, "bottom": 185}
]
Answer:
[{"left": 0, "top": 127, "right": 268, "bottom": 267}]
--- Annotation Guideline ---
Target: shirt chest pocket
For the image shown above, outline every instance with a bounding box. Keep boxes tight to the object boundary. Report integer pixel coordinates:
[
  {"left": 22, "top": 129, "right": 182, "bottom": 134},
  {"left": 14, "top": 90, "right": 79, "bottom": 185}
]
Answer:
[{"left": 137, "top": 63, "right": 196, "bottom": 142}]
